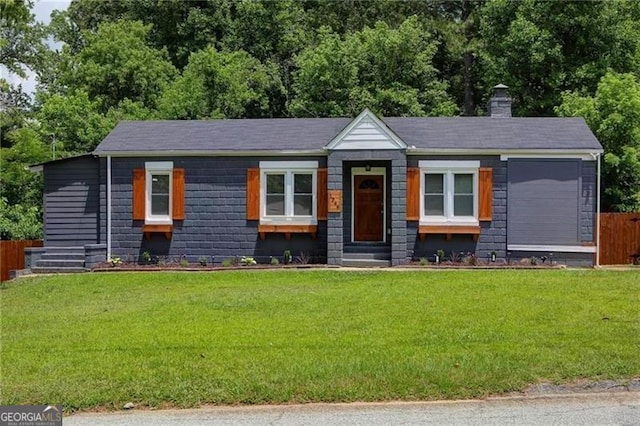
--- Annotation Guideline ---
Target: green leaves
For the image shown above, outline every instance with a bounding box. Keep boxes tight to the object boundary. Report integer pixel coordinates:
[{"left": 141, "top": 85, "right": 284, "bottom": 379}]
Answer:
[
  {"left": 56, "top": 20, "right": 177, "bottom": 112},
  {"left": 481, "top": 0, "right": 640, "bottom": 116},
  {"left": 558, "top": 72, "right": 640, "bottom": 212},
  {"left": 157, "top": 46, "right": 284, "bottom": 119},
  {"left": 290, "top": 17, "right": 457, "bottom": 117}
]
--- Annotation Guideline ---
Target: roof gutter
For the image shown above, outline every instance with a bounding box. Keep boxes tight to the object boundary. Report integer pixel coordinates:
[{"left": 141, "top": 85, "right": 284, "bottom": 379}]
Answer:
[
  {"left": 407, "top": 148, "right": 604, "bottom": 156},
  {"left": 592, "top": 151, "right": 602, "bottom": 268},
  {"left": 107, "top": 155, "right": 112, "bottom": 262}
]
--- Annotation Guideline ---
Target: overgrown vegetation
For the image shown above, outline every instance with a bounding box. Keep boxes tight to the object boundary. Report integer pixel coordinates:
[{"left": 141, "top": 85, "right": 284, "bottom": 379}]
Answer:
[
  {"left": 1, "top": 270, "right": 639, "bottom": 411},
  {"left": 2, "top": 0, "right": 640, "bottom": 239}
]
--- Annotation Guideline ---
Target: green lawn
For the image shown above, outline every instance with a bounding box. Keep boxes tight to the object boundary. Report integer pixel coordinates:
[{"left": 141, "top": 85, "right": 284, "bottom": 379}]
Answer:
[{"left": 1, "top": 270, "right": 639, "bottom": 411}]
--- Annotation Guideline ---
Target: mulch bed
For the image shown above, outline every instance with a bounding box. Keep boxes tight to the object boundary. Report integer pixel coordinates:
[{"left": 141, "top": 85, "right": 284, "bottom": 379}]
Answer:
[{"left": 92, "top": 262, "right": 567, "bottom": 272}]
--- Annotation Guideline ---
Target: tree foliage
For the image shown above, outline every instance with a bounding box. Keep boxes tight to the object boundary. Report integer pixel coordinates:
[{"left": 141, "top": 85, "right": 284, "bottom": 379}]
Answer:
[
  {"left": 557, "top": 72, "right": 640, "bottom": 211},
  {"left": 290, "top": 17, "right": 457, "bottom": 117},
  {"left": 481, "top": 0, "right": 640, "bottom": 116},
  {"left": 53, "top": 20, "right": 177, "bottom": 112},
  {"left": 0, "top": 0, "right": 46, "bottom": 78},
  {"left": 157, "top": 46, "right": 284, "bottom": 119}
]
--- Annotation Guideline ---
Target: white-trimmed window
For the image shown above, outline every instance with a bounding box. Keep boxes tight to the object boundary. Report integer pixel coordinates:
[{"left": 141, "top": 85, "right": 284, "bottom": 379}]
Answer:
[
  {"left": 419, "top": 160, "right": 479, "bottom": 225},
  {"left": 260, "top": 161, "right": 318, "bottom": 225},
  {"left": 145, "top": 161, "right": 173, "bottom": 224}
]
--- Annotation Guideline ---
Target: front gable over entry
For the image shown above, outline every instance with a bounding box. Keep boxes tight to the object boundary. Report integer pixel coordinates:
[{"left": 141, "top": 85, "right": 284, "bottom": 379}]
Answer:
[{"left": 325, "top": 109, "right": 407, "bottom": 151}]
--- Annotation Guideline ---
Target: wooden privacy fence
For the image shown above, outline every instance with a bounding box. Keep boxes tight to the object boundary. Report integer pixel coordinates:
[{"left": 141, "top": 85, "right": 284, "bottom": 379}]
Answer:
[
  {"left": 599, "top": 213, "right": 640, "bottom": 265},
  {"left": 0, "top": 240, "right": 43, "bottom": 281}
]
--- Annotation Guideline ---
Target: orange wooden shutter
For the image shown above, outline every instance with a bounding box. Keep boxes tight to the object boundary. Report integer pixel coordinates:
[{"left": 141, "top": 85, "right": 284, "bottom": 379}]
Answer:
[
  {"left": 406, "top": 167, "right": 420, "bottom": 220},
  {"left": 479, "top": 167, "right": 493, "bottom": 221},
  {"left": 133, "top": 169, "right": 145, "bottom": 220},
  {"left": 172, "top": 168, "right": 185, "bottom": 220},
  {"left": 246, "top": 168, "right": 260, "bottom": 220},
  {"left": 317, "top": 168, "right": 328, "bottom": 220}
]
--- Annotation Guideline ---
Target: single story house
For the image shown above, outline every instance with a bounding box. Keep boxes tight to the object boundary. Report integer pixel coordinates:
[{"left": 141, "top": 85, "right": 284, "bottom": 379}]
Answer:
[{"left": 28, "top": 85, "right": 603, "bottom": 270}]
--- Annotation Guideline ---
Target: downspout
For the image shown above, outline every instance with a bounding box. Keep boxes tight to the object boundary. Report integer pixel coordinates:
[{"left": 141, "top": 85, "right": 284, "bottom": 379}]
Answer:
[
  {"left": 107, "top": 155, "right": 112, "bottom": 261},
  {"left": 595, "top": 152, "right": 601, "bottom": 267}
]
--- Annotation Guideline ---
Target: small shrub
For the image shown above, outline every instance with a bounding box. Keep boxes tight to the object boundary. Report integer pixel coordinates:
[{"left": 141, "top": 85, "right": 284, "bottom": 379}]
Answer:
[
  {"left": 295, "top": 251, "right": 311, "bottom": 265},
  {"left": 283, "top": 250, "right": 292, "bottom": 265},
  {"left": 157, "top": 256, "right": 168, "bottom": 266},
  {"left": 462, "top": 252, "right": 478, "bottom": 266},
  {"left": 450, "top": 251, "right": 463, "bottom": 263},
  {"left": 270, "top": 256, "right": 280, "bottom": 266},
  {"left": 180, "top": 256, "right": 189, "bottom": 267},
  {"left": 221, "top": 259, "right": 232, "bottom": 267},
  {"left": 0, "top": 198, "right": 43, "bottom": 240},
  {"left": 529, "top": 256, "right": 539, "bottom": 266},
  {"left": 419, "top": 257, "right": 428, "bottom": 266},
  {"left": 108, "top": 256, "right": 122, "bottom": 267},
  {"left": 198, "top": 256, "right": 208, "bottom": 266},
  {"left": 140, "top": 251, "right": 152, "bottom": 265},
  {"left": 240, "top": 256, "right": 257, "bottom": 266},
  {"left": 436, "top": 249, "right": 445, "bottom": 263}
]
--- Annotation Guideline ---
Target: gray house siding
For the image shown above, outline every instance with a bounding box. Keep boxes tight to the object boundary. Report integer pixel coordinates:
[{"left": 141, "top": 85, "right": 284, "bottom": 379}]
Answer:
[
  {"left": 507, "top": 159, "right": 582, "bottom": 246},
  {"left": 107, "top": 156, "right": 327, "bottom": 264},
  {"left": 406, "top": 156, "right": 507, "bottom": 262},
  {"left": 581, "top": 161, "right": 596, "bottom": 243},
  {"left": 43, "top": 156, "right": 100, "bottom": 247}
]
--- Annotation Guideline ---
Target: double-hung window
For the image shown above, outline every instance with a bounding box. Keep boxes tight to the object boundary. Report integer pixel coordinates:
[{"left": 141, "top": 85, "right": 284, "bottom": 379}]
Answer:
[
  {"left": 145, "top": 161, "right": 173, "bottom": 224},
  {"left": 260, "top": 161, "right": 317, "bottom": 225},
  {"left": 419, "top": 161, "right": 479, "bottom": 225}
]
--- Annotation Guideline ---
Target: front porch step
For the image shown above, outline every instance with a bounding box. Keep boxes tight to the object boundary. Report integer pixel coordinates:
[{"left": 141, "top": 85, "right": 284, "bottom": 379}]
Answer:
[
  {"left": 31, "top": 246, "right": 87, "bottom": 274},
  {"left": 42, "top": 246, "right": 85, "bottom": 254},
  {"left": 35, "top": 259, "right": 85, "bottom": 268},
  {"left": 39, "top": 253, "right": 86, "bottom": 261},
  {"left": 341, "top": 259, "right": 391, "bottom": 267},
  {"left": 343, "top": 243, "right": 390, "bottom": 254},
  {"left": 342, "top": 252, "right": 391, "bottom": 261},
  {"left": 342, "top": 243, "right": 391, "bottom": 267},
  {"left": 31, "top": 267, "right": 87, "bottom": 274}
]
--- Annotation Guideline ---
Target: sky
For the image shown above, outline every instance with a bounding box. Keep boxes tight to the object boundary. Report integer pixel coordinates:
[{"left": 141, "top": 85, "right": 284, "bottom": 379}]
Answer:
[{"left": 3, "top": 0, "right": 72, "bottom": 94}]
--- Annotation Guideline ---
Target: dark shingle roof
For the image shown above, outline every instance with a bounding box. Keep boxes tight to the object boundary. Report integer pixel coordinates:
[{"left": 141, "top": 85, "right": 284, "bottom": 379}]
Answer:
[{"left": 94, "top": 116, "right": 602, "bottom": 154}]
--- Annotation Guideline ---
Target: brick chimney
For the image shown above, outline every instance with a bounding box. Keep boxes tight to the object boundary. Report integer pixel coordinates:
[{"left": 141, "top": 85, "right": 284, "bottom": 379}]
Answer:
[{"left": 487, "top": 84, "right": 512, "bottom": 117}]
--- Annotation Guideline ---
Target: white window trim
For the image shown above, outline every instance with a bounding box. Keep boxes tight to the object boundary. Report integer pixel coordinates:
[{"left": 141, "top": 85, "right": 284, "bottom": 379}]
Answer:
[
  {"left": 145, "top": 161, "right": 173, "bottom": 225},
  {"left": 419, "top": 160, "right": 480, "bottom": 226},
  {"left": 259, "top": 161, "right": 318, "bottom": 225}
]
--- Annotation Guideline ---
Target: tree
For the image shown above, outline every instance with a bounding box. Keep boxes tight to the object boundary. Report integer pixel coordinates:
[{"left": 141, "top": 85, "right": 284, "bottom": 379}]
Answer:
[
  {"left": 157, "top": 46, "right": 284, "bottom": 119},
  {"left": 0, "top": 82, "right": 31, "bottom": 147},
  {"left": 49, "top": 0, "right": 233, "bottom": 69},
  {"left": 1, "top": 0, "right": 47, "bottom": 146},
  {"left": 480, "top": 0, "right": 640, "bottom": 116},
  {"left": 1, "top": 0, "right": 46, "bottom": 78},
  {"left": 36, "top": 90, "right": 113, "bottom": 154},
  {"left": 557, "top": 72, "right": 640, "bottom": 212},
  {"left": 289, "top": 17, "right": 457, "bottom": 117},
  {"left": 0, "top": 124, "right": 47, "bottom": 226},
  {"left": 53, "top": 20, "right": 177, "bottom": 112}
]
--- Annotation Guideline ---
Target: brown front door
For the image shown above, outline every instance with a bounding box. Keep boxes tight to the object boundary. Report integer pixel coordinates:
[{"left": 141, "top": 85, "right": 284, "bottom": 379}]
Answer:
[{"left": 354, "top": 175, "right": 384, "bottom": 241}]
